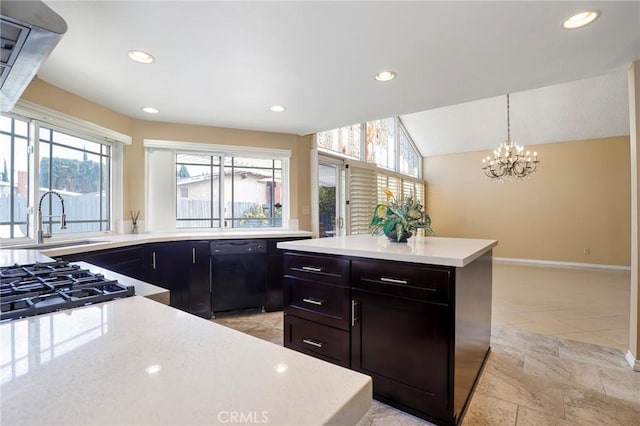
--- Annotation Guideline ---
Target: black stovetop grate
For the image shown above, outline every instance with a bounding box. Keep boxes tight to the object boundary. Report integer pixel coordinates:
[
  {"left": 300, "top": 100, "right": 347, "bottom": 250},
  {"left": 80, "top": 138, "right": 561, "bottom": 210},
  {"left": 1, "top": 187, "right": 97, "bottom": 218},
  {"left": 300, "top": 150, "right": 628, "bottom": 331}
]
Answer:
[{"left": 0, "top": 260, "right": 135, "bottom": 322}]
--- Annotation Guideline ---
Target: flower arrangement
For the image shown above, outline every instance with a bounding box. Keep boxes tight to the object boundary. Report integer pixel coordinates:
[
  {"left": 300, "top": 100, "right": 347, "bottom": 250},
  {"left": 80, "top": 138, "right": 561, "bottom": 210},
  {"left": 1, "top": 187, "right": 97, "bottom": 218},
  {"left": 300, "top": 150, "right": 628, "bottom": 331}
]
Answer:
[{"left": 370, "top": 188, "right": 434, "bottom": 242}]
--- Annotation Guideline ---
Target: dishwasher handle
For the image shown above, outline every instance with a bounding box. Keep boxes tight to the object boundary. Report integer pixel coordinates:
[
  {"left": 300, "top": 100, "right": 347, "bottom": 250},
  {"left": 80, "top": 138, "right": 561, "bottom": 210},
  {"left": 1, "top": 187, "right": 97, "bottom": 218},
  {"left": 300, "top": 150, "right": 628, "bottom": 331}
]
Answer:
[{"left": 210, "top": 239, "right": 267, "bottom": 255}]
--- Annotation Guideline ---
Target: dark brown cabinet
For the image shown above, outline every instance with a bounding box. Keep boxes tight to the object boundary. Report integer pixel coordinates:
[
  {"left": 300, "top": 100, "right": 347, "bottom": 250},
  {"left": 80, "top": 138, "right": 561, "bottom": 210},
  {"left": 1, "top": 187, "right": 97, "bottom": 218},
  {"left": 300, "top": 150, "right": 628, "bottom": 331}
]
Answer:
[
  {"left": 265, "top": 237, "right": 313, "bottom": 311},
  {"left": 283, "top": 251, "right": 351, "bottom": 367},
  {"left": 62, "top": 245, "right": 146, "bottom": 280},
  {"left": 187, "top": 241, "right": 212, "bottom": 318},
  {"left": 351, "top": 259, "right": 454, "bottom": 423},
  {"left": 145, "top": 241, "right": 212, "bottom": 317},
  {"left": 63, "top": 236, "right": 311, "bottom": 319},
  {"left": 284, "top": 315, "right": 351, "bottom": 367},
  {"left": 145, "top": 242, "right": 190, "bottom": 311},
  {"left": 283, "top": 251, "right": 493, "bottom": 426}
]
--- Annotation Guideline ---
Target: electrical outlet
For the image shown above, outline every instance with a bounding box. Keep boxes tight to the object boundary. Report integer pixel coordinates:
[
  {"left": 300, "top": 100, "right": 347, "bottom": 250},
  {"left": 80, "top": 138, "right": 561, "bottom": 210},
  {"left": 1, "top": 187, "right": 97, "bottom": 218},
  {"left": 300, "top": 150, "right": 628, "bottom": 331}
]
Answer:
[
  {"left": 583, "top": 247, "right": 590, "bottom": 255},
  {"left": 302, "top": 206, "right": 310, "bottom": 215}
]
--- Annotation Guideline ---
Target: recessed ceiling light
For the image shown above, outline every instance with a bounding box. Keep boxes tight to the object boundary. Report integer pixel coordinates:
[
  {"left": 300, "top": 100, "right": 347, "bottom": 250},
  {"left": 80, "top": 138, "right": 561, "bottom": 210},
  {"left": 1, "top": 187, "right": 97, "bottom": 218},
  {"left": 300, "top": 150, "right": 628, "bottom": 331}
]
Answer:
[
  {"left": 142, "top": 106, "right": 159, "bottom": 114},
  {"left": 270, "top": 105, "right": 286, "bottom": 112},
  {"left": 128, "top": 49, "right": 155, "bottom": 64},
  {"left": 562, "top": 10, "right": 600, "bottom": 29},
  {"left": 374, "top": 71, "right": 396, "bottom": 82},
  {"left": 145, "top": 364, "right": 161, "bottom": 375}
]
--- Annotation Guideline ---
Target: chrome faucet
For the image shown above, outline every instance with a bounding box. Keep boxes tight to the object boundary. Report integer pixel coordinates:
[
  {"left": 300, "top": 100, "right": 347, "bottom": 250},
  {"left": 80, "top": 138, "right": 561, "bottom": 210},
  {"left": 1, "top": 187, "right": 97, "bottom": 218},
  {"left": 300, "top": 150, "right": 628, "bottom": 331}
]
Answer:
[{"left": 37, "top": 191, "right": 67, "bottom": 244}]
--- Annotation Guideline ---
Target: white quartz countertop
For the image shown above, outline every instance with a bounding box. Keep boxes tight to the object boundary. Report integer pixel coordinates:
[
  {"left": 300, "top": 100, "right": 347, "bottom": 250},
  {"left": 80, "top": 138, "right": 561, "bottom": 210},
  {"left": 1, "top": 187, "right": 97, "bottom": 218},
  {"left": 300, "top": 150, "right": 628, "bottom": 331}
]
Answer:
[
  {"left": 0, "top": 296, "right": 372, "bottom": 425},
  {"left": 278, "top": 234, "right": 498, "bottom": 267},
  {"left": 0, "top": 249, "right": 52, "bottom": 266},
  {"left": 0, "top": 229, "right": 313, "bottom": 257}
]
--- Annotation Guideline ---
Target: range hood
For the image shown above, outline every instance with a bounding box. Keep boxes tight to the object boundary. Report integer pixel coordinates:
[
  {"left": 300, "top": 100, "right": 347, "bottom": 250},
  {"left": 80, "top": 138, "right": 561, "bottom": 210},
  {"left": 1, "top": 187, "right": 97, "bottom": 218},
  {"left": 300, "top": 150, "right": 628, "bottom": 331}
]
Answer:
[{"left": 1, "top": 1, "right": 67, "bottom": 112}]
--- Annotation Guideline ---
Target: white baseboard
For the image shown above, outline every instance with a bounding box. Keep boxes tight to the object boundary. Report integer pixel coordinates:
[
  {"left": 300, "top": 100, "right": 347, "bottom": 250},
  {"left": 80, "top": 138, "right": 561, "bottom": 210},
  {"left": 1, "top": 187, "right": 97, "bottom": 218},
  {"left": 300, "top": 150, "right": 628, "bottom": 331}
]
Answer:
[
  {"left": 493, "top": 257, "right": 631, "bottom": 271},
  {"left": 625, "top": 351, "right": 640, "bottom": 371}
]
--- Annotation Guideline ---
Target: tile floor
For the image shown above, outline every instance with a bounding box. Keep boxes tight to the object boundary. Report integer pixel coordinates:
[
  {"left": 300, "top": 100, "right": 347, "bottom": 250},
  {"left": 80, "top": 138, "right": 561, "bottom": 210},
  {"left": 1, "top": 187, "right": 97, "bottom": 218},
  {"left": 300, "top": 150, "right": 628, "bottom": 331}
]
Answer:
[
  {"left": 492, "top": 262, "right": 631, "bottom": 352},
  {"left": 212, "top": 263, "right": 639, "bottom": 425}
]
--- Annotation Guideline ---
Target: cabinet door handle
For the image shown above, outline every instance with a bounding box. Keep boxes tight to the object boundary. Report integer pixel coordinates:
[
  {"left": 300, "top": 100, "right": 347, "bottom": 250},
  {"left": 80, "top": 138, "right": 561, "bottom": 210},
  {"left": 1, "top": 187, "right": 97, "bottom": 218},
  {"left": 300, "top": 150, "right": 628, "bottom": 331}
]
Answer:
[
  {"left": 302, "top": 338, "right": 323, "bottom": 348},
  {"left": 351, "top": 299, "right": 359, "bottom": 327},
  {"left": 192, "top": 247, "right": 196, "bottom": 264},
  {"left": 380, "top": 277, "right": 408, "bottom": 285},
  {"left": 152, "top": 252, "right": 156, "bottom": 270},
  {"left": 302, "top": 297, "right": 324, "bottom": 306},
  {"left": 302, "top": 266, "right": 322, "bottom": 272}
]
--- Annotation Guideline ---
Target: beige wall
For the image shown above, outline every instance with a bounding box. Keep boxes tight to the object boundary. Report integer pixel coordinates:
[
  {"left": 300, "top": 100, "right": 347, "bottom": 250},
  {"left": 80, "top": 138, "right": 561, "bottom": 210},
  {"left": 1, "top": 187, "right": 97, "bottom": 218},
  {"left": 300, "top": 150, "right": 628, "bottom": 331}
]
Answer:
[
  {"left": 424, "top": 136, "right": 631, "bottom": 266},
  {"left": 20, "top": 79, "right": 312, "bottom": 231}
]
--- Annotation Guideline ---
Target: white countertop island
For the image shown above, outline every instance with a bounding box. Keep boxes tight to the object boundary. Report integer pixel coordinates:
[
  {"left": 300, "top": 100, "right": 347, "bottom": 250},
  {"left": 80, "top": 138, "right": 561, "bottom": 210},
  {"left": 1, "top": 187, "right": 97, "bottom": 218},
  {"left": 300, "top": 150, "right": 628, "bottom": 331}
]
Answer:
[
  {"left": 0, "top": 296, "right": 372, "bottom": 425},
  {"left": 277, "top": 234, "right": 498, "bottom": 267},
  {"left": 277, "top": 234, "right": 497, "bottom": 424}
]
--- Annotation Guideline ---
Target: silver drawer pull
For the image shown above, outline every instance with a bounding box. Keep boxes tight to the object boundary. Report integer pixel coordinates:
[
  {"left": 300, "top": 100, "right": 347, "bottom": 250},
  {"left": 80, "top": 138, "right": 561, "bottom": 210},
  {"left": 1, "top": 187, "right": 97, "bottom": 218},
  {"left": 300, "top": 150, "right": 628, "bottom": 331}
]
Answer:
[
  {"left": 302, "top": 338, "right": 323, "bottom": 348},
  {"left": 302, "top": 266, "right": 322, "bottom": 272},
  {"left": 351, "top": 299, "right": 358, "bottom": 327},
  {"left": 380, "top": 277, "right": 408, "bottom": 285},
  {"left": 302, "top": 298, "right": 324, "bottom": 306}
]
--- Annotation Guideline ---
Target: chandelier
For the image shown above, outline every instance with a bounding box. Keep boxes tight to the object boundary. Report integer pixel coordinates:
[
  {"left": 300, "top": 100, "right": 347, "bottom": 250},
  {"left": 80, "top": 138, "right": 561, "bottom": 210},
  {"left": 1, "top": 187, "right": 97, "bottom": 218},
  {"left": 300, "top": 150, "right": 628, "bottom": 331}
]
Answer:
[{"left": 482, "top": 94, "right": 539, "bottom": 180}]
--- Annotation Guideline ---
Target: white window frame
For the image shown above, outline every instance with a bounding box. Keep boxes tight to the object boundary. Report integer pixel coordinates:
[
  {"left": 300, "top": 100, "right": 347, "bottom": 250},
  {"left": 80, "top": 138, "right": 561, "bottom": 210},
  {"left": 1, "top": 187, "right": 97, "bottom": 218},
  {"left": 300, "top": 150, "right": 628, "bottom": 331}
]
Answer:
[
  {"left": 144, "top": 139, "right": 291, "bottom": 232},
  {"left": 1, "top": 101, "right": 128, "bottom": 245}
]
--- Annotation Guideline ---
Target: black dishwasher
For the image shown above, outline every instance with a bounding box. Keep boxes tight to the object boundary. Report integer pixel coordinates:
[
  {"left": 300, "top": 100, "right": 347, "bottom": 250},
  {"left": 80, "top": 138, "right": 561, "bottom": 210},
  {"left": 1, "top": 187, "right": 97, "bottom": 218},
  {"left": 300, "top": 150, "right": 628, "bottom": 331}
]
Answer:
[{"left": 211, "top": 239, "right": 267, "bottom": 313}]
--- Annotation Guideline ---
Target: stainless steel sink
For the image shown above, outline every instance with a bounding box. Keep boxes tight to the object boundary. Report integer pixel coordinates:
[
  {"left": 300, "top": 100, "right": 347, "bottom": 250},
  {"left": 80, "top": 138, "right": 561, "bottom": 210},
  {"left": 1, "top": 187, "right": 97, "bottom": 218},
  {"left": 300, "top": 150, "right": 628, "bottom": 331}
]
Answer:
[{"left": 10, "top": 240, "right": 107, "bottom": 250}]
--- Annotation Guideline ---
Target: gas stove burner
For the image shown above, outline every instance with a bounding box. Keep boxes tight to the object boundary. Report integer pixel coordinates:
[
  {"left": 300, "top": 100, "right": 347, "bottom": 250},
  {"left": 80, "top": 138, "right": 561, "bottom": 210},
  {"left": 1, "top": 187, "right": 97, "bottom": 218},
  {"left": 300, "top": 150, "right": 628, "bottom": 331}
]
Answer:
[{"left": 0, "top": 260, "right": 135, "bottom": 322}]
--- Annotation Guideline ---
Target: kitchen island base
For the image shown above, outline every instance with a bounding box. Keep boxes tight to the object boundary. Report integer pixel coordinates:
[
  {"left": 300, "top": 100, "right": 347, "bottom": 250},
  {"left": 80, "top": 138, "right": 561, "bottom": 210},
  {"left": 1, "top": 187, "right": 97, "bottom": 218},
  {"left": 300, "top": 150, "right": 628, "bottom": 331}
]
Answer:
[{"left": 279, "top": 235, "right": 496, "bottom": 426}]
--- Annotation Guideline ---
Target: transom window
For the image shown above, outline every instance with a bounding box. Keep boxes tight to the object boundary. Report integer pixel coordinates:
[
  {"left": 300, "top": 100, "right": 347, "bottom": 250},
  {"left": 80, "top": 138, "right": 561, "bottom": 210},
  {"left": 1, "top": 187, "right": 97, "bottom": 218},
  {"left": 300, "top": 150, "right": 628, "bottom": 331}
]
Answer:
[
  {"left": 366, "top": 118, "right": 395, "bottom": 170},
  {"left": 398, "top": 122, "right": 420, "bottom": 177},
  {"left": 317, "top": 116, "right": 421, "bottom": 178},
  {"left": 316, "top": 124, "right": 361, "bottom": 159}
]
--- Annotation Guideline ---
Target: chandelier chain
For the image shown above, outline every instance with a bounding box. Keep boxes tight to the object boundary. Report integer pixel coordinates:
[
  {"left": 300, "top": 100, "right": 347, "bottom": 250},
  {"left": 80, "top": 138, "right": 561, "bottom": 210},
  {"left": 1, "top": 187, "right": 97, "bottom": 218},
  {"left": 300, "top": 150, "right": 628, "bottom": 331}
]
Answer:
[{"left": 506, "top": 94, "right": 510, "bottom": 142}]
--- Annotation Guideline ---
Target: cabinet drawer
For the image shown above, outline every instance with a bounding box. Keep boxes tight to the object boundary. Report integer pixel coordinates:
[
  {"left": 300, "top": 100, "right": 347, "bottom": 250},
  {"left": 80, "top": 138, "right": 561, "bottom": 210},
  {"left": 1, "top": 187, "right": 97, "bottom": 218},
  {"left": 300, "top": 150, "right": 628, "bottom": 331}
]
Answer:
[
  {"left": 284, "top": 252, "right": 350, "bottom": 286},
  {"left": 283, "top": 277, "right": 351, "bottom": 330},
  {"left": 352, "top": 259, "right": 452, "bottom": 304},
  {"left": 284, "top": 315, "right": 350, "bottom": 368}
]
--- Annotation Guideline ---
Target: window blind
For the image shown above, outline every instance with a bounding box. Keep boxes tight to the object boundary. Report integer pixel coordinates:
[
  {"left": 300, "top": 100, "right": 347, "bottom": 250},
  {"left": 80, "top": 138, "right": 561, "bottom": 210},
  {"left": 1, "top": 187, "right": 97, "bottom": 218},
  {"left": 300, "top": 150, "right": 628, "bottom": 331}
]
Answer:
[
  {"left": 344, "top": 161, "right": 426, "bottom": 236},
  {"left": 347, "top": 163, "right": 377, "bottom": 235}
]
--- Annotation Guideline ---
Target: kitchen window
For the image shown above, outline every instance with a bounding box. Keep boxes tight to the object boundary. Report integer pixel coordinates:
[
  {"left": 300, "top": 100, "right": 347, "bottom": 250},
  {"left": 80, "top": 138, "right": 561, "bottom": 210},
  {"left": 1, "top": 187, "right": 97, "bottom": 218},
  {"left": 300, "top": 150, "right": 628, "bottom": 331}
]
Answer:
[
  {"left": 175, "top": 154, "right": 282, "bottom": 229},
  {"left": 1, "top": 101, "right": 128, "bottom": 241},
  {"left": 145, "top": 139, "right": 290, "bottom": 232},
  {"left": 38, "top": 126, "right": 111, "bottom": 233}
]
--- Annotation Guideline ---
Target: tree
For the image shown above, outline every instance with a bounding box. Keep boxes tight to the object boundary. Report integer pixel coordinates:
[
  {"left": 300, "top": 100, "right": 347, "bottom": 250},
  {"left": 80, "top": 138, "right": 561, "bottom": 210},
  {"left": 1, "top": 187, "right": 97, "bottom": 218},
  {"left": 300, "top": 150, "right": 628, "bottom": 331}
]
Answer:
[
  {"left": 240, "top": 203, "right": 268, "bottom": 227},
  {"left": 39, "top": 157, "right": 101, "bottom": 193},
  {"left": 318, "top": 186, "right": 336, "bottom": 226},
  {"left": 1, "top": 158, "right": 7, "bottom": 182},
  {"left": 177, "top": 164, "right": 190, "bottom": 178}
]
